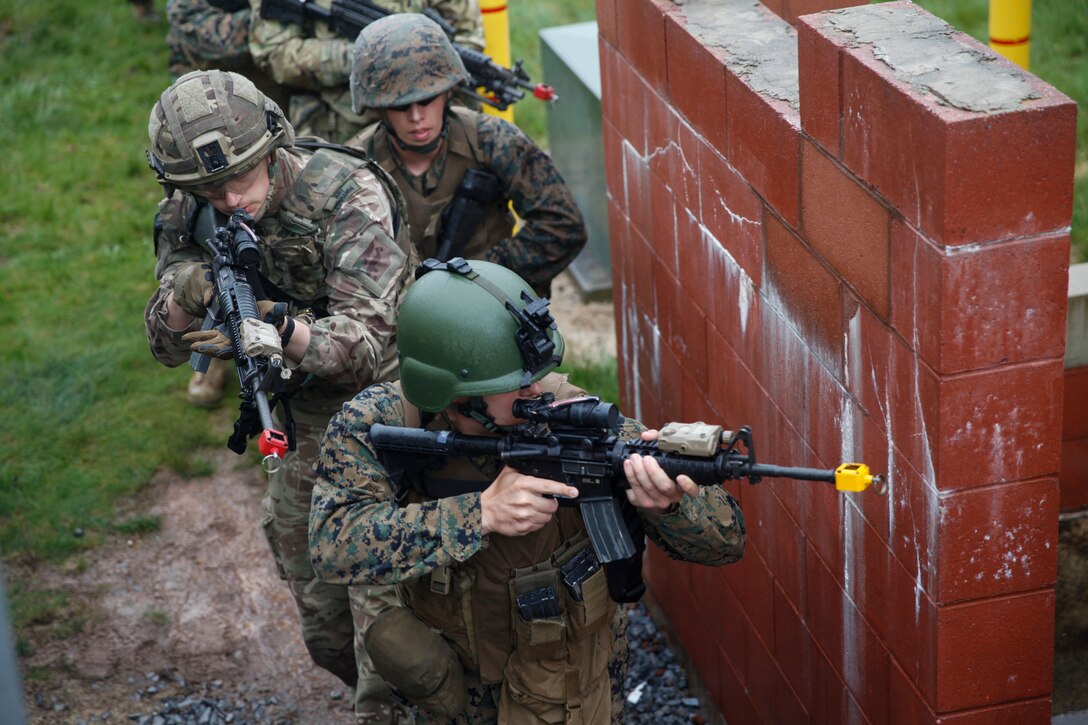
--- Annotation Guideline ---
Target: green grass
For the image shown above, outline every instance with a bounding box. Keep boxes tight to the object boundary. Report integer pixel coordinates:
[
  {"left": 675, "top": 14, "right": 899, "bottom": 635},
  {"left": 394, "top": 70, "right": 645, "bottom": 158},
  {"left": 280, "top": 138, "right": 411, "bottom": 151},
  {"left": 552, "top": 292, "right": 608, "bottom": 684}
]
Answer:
[
  {"left": 507, "top": 0, "right": 597, "bottom": 144},
  {"left": 558, "top": 357, "right": 620, "bottom": 407},
  {"left": 901, "top": 0, "right": 1088, "bottom": 260},
  {"left": 0, "top": 0, "right": 223, "bottom": 566}
]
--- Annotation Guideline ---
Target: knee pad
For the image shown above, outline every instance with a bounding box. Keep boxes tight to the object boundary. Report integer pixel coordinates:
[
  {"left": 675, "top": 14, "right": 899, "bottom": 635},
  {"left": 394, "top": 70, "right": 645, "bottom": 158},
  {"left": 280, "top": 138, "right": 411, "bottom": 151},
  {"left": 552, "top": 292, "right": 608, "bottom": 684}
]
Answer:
[{"left": 365, "top": 607, "right": 468, "bottom": 717}]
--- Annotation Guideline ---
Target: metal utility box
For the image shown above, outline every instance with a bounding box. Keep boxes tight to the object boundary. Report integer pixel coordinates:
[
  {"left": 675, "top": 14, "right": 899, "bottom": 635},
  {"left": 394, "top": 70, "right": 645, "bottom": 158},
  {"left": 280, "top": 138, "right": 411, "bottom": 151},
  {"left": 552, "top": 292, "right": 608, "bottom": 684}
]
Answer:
[{"left": 540, "top": 21, "right": 611, "bottom": 297}]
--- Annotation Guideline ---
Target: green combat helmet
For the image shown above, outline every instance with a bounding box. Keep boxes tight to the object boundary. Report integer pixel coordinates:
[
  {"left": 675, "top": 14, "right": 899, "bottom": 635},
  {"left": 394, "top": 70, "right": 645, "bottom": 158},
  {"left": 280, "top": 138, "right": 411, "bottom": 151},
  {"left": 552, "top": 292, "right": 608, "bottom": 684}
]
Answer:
[
  {"left": 147, "top": 69, "right": 294, "bottom": 196},
  {"left": 397, "top": 258, "right": 565, "bottom": 415},
  {"left": 350, "top": 13, "right": 470, "bottom": 112}
]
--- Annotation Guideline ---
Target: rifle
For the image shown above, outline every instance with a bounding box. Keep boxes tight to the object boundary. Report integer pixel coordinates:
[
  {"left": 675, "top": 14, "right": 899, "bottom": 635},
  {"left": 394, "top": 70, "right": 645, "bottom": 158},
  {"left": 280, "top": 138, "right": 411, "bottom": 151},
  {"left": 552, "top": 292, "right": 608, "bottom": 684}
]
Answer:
[
  {"left": 370, "top": 394, "right": 886, "bottom": 566},
  {"left": 258, "top": 0, "right": 557, "bottom": 111},
  {"left": 190, "top": 205, "right": 294, "bottom": 470},
  {"left": 433, "top": 167, "right": 504, "bottom": 261}
]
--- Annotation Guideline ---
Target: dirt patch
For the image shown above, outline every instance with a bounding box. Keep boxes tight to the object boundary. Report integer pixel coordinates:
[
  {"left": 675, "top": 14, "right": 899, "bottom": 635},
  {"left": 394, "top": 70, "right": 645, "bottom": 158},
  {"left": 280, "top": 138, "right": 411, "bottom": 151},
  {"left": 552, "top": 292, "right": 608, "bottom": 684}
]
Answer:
[
  {"left": 548, "top": 271, "right": 617, "bottom": 363},
  {"left": 16, "top": 448, "right": 355, "bottom": 724}
]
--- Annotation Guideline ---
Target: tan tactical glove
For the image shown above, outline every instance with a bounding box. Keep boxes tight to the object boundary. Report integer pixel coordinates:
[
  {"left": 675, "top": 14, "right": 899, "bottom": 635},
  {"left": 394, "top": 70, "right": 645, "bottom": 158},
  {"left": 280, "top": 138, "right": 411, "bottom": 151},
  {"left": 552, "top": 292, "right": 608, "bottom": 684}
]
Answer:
[
  {"left": 171, "top": 262, "right": 214, "bottom": 318},
  {"left": 257, "top": 300, "right": 288, "bottom": 328},
  {"left": 182, "top": 329, "right": 233, "bottom": 359}
]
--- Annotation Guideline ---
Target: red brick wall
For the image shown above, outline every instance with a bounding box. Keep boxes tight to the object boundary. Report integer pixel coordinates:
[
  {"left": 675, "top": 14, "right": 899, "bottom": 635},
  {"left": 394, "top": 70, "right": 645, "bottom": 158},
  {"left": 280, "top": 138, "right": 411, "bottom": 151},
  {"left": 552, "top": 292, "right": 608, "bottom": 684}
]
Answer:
[
  {"left": 598, "top": 0, "right": 1076, "bottom": 721},
  {"left": 1063, "top": 366, "right": 1088, "bottom": 511}
]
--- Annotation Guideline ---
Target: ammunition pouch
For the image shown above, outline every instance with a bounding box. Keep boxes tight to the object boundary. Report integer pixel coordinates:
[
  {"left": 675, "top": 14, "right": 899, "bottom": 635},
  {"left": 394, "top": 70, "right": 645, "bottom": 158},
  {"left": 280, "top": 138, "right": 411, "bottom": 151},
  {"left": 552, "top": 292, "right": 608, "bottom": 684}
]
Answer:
[
  {"left": 555, "top": 539, "right": 611, "bottom": 641},
  {"left": 511, "top": 567, "right": 567, "bottom": 661},
  {"left": 364, "top": 607, "right": 468, "bottom": 717}
]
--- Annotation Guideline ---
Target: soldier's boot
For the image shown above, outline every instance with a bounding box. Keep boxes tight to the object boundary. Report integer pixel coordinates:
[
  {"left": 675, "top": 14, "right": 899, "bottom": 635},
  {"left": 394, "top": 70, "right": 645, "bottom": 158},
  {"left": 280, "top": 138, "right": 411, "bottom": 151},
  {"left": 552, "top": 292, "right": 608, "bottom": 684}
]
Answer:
[
  {"left": 356, "top": 697, "right": 414, "bottom": 725},
  {"left": 186, "top": 357, "right": 231, "bottom": 407}
]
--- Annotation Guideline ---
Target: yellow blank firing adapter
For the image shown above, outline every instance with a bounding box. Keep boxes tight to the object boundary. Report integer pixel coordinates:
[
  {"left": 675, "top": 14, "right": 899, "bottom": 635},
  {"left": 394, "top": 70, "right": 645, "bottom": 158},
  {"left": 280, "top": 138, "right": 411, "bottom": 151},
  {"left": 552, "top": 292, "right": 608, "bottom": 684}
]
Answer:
[{"left": 835, "top": 463, "right": 887, "bottom": 494}]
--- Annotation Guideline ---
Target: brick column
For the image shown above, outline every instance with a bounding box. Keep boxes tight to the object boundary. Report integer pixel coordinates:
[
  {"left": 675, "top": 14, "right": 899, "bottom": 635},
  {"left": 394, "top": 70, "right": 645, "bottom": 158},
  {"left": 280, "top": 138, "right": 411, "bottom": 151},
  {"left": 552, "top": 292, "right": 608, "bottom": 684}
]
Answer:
[{"left": 599, "top": 0, "right": 1076, "bottom": 721}]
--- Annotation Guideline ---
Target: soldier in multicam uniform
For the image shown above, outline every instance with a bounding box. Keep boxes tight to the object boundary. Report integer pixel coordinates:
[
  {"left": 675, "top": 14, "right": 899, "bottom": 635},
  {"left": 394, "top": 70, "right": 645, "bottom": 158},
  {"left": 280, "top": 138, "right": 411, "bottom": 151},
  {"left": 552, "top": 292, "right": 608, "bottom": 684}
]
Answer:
[
  {"left": 166, "top": 0, "right": 292, "bottom": 406},
  {"left": 143, "top": 69, "right": 417, "bottom": 724},
  {"left": 248, "top": 0, "right": 485, "bottom": 144},
  {"left": 348, "top": 14, "right": 585, "bottom": 299},
  {"left": 309, "top": 259, "right": 747, "bottom": 724}
]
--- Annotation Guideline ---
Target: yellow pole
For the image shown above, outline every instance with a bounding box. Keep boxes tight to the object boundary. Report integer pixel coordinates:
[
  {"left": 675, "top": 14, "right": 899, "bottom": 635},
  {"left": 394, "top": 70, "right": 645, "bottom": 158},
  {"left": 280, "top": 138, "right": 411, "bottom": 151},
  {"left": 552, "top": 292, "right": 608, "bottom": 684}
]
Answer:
[
  {"left": 480, "top": 0, "right": 515, "bottom": 122},
  {"left": 989, "top": 0, "right": 1031, "bottom": 69}
]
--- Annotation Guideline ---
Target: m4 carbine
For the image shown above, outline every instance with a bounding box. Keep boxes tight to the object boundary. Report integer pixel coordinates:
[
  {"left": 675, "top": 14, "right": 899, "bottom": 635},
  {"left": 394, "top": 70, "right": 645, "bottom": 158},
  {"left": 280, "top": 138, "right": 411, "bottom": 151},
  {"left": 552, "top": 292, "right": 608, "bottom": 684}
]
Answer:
[
  {"left": 370, "top": 394, "right": 886, "bottom": 566},
  {"left": 190, "top": 206, "right": 294, "bottom": 470},
  {"left": 259, "top": 0, "right": 557, "bottom": 111}
]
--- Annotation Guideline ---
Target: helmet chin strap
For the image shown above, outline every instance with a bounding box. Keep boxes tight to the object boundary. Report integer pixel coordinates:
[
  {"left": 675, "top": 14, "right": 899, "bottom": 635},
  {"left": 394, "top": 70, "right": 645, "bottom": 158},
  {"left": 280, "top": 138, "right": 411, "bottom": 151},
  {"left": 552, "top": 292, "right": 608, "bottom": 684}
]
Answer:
[
  {"left": 455, "top": 397, "right": 520, "bottom": 434},
  {"left": 382, "top": 107, "right": 450, "bottom": 155}
]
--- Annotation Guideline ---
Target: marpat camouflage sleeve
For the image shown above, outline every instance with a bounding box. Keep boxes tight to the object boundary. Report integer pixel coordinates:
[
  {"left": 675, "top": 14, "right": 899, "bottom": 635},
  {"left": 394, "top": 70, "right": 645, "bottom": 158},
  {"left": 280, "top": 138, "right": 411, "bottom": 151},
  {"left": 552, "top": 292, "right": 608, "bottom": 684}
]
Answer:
[
  {"left": 144, "top": 194, "right": 210, "bottom": 367},
  {"left": 641, "top": 487, "right": 746, "bottom": 566},
  {"left": 299, "top": 171, "right": 414, "bottom": 389},
  {"left": 248, "top": 0, "right": 352, "bottom": 90},
  {"left": 617, "top": 418, "right": 747, "bottom": 567},
  {"left": 309, "top": 383, "right": 486, "bottom": 585},
  {"left": 476, "top": 115, "right": 588, "bottom": 292}
]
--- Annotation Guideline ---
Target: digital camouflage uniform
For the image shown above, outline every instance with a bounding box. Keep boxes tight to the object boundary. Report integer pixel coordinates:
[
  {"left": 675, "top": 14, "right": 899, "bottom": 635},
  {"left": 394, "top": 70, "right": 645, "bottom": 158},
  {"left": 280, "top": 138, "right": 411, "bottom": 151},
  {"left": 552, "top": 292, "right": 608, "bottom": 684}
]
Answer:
[
  {"left": 248, "top": 0, "right": 485, "bottom": 143},
  {"left": 308, "top": 374, "right": 747, "bottom": 724},
  {"left": 145, "top": 136, "right": 418, "bottom": 722},
  {"left": 167, "top": 0, "right": 292, "bottom": 111},
  {"left": 350, "top": 107, "right": 587, "bottom": 299}
]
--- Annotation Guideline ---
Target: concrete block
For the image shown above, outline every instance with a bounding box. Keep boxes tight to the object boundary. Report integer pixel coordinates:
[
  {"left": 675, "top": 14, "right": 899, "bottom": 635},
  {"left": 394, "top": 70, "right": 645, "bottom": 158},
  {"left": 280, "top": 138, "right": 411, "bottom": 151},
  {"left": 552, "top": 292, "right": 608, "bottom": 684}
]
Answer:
[
  {"left": 801, "top": 140, "right": 891, "bottom": 319},
  {"left": 810, "top": 1, "right": 1077, "bottom": 245}
]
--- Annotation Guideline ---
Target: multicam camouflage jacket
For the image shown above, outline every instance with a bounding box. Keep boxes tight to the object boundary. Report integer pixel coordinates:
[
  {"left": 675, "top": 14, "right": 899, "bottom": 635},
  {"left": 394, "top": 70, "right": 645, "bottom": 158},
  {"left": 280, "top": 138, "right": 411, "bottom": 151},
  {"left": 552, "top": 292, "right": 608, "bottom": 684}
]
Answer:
[
  {"left": 248, "top": 0, "right": 484, "bottom": 142},
  {"left": 166, "top": 0, "right": 293, "bottom": 109},
  {"left": 167, "top": 0, "right": 249, "bottom": 77},
  {"left": 308, "top": 376, "right": 748, "bottom": 587},
  {"left": 352, "top": 107, "right": 588, "bottom": 296},
  {"left": 144, "top": 145, "right": 417, "bottom": 393}
]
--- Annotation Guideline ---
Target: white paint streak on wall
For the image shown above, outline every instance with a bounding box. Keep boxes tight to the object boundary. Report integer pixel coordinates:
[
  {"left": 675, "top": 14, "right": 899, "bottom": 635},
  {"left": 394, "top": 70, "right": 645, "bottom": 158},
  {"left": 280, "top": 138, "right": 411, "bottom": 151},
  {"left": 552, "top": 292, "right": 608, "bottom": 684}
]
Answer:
[
  {"left": 843, "top": 308, "right": 862, "bottom": 463},
  {"left": 841, "top": 310, "right": 866, "bottom": 721},
  {"left": 716, "top": 194, "right": 760, "bottom": 229},
  {"left": 618, "top": 277, "right": 641, "bottom": 420},
  {"left": 909, "top": 234, "right": 940, "bottom": 622},
  {"left": 697, "top": 220, "right": 756, "bottom": 337},
  {"left": 844, "top": 505, "right": 867, "bottom": 725}
]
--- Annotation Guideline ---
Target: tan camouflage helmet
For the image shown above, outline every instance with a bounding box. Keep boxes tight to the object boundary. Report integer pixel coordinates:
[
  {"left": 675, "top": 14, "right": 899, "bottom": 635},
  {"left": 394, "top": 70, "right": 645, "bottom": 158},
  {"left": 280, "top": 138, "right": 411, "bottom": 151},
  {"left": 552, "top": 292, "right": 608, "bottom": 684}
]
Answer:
[
  {"left": 147, "top": 69, "right": 294, "bottom": 193},
  {"left": 350, "top": 13, "right": 470, "bottom": 112}
]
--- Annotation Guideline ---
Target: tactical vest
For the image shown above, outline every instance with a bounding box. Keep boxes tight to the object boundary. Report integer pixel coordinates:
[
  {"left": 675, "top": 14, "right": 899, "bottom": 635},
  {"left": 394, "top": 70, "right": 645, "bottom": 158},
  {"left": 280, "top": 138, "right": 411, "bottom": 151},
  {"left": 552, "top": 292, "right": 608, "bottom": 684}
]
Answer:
[
  {"left": 247, "top": 140, "right": 408, "bottom": 308},
  {"left": 391, "top": 374, "right": 616, "bottom": 721},
  {"left": 357, "top": 107, "right": 515, "bottom": 261}
]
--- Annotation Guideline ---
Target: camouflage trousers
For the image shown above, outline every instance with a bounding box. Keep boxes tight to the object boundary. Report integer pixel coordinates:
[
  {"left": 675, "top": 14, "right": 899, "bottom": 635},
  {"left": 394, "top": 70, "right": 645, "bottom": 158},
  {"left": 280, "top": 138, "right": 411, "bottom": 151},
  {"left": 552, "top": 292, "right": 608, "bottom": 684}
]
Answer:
[{"left": 263, "top": 398, "right": 404, "bottom": 724}]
